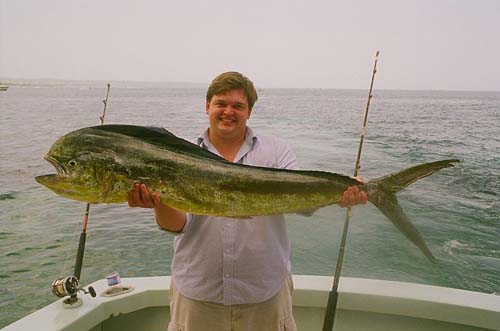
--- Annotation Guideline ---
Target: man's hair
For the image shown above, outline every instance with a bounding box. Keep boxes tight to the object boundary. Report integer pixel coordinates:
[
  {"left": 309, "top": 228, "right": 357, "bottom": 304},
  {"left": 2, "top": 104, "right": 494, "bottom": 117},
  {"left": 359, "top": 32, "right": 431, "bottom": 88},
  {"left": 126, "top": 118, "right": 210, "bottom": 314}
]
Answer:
[{"left": 206, "top": 71, "right": 258, "bottom": 109}]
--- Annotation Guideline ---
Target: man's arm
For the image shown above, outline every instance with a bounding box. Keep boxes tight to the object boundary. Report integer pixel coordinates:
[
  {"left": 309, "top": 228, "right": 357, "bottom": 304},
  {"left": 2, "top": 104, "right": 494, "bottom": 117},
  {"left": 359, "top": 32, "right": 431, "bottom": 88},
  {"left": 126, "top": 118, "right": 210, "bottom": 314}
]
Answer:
[{"left": 128, "top": 183, "right": 186, "bottom": 232}]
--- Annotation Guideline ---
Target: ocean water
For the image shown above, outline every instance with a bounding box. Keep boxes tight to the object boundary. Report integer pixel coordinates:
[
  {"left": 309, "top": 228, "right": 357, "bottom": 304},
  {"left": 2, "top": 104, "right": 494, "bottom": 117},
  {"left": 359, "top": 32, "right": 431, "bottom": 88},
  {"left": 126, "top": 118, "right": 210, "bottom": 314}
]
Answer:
[{"left": 0, "top": 83, "right": 499, "bottom": 327}]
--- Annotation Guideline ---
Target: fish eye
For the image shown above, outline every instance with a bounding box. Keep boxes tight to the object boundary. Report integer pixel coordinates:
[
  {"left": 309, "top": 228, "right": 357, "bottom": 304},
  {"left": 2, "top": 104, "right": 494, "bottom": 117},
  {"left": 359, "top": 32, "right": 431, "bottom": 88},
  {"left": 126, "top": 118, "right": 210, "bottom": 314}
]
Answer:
[{"left": 68, "top": 160, "right": 77, "bottom": 167}]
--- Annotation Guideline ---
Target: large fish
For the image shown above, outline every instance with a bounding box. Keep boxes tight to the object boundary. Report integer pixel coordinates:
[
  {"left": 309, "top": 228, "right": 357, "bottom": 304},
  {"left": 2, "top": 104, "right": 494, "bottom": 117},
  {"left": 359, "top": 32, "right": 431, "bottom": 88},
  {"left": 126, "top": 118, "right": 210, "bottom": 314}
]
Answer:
[{"left": 35, "top": 125, "right": 459, "bottom": 261}]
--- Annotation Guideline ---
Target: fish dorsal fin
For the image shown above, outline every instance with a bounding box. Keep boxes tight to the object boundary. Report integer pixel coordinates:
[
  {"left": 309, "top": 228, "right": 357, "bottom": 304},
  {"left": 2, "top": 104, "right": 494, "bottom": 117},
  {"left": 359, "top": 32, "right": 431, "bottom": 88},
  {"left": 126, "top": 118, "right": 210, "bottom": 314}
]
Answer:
[{"left": 91, "top": 124, "right": 227, "bottom": 162}]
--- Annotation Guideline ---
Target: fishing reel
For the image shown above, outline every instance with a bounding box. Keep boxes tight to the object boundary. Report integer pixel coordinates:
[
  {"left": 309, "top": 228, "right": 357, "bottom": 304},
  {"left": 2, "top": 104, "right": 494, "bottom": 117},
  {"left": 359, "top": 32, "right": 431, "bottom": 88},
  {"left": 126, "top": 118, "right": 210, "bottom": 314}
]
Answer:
[{"left": 51, "top": 276, "right": 96, "bottom": 308}]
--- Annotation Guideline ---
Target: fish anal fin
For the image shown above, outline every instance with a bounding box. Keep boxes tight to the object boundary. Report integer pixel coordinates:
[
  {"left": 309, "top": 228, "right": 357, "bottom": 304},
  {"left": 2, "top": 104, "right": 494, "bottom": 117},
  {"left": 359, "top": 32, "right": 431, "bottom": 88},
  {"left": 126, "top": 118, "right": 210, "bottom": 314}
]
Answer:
[
  {"left": 295, "top": 209, "right": 320, "bottom": 217},
  {"left": 233, "top": 216, "right": 253, "bottom": 220}
]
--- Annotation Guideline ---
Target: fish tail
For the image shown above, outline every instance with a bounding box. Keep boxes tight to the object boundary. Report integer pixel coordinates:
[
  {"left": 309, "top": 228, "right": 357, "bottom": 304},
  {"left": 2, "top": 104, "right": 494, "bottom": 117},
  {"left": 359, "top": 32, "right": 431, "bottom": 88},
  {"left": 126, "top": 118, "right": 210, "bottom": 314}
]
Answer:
[{"left": 366, "top": 159, "right": 459, "bottom": 262}]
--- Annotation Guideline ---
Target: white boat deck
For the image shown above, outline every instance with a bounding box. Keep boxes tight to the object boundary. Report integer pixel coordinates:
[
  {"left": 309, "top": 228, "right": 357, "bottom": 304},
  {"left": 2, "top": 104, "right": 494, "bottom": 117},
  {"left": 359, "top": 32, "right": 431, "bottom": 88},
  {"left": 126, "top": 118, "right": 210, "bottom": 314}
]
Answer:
[{"left": 3, "top": 276, "right": 500, "bottom": 330}]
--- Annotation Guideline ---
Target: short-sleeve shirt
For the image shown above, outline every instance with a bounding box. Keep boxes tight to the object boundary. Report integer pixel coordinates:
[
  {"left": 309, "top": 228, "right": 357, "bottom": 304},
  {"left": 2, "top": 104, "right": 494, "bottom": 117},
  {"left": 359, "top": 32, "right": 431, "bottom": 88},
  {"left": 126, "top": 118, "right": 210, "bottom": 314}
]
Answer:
[{"left": 171, "top": 127, "right": 298, "bottom": 305}]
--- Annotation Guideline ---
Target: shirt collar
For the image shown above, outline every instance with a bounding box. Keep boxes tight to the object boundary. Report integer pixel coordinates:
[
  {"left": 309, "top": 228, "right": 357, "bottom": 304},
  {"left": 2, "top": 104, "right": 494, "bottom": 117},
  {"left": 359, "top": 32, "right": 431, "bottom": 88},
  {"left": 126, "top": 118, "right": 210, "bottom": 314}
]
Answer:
[{"left": 196, "top": 127, "right": 258, "bottom": 162}]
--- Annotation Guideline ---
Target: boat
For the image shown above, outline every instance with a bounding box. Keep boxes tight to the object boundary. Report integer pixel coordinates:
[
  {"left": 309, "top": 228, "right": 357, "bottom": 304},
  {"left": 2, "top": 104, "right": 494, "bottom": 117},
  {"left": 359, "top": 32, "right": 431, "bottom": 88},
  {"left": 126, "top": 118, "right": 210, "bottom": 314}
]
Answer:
[
  {"left": 0, "top": 85, "right": 8, "bottom": 91},
  {"left": 2, "top": 275, "right": 499, "bottom": 330}
]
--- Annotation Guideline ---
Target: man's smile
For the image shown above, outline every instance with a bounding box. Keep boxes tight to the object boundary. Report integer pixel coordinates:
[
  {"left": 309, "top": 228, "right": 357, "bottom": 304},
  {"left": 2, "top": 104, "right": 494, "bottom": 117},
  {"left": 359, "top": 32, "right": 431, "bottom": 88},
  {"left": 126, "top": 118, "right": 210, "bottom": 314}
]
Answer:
[{"left": 219, "top": 117, "right": 236, "bottom": 124}]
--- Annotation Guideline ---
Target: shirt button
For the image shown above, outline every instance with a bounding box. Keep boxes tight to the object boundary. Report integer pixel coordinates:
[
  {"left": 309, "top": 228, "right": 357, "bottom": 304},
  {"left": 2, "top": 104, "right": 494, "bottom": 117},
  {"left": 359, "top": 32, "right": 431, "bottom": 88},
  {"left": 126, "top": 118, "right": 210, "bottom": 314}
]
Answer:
[
  {"left": 225, "top": 249, "right": 230, "bottom": 253},
  {"left": 225, "top": 274, "right": 230, "bottom": 278}
]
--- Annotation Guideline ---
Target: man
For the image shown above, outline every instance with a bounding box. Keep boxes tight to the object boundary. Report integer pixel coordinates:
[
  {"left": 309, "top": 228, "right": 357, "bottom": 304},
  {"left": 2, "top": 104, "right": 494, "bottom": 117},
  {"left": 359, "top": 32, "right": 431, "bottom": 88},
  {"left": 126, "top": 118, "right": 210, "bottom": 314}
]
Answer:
[{"left": 128, "top": 72, "right": 367, "bottom": 330}]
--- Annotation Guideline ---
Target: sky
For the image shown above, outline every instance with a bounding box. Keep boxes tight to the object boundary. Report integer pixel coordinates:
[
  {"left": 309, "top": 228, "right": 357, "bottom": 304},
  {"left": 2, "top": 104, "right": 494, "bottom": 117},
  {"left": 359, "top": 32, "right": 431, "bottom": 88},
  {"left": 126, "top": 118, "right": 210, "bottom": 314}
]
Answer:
[{"left": 1, "top": 0, "right": 499, "bottom": 90}]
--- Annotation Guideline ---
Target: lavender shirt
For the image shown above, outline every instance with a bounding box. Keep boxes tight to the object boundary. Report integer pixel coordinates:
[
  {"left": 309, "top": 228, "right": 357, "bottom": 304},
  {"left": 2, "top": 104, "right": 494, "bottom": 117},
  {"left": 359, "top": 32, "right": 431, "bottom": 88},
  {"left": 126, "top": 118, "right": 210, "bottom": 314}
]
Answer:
[{"left": 171, "top": 127, "right": 299, "bottom": 305}]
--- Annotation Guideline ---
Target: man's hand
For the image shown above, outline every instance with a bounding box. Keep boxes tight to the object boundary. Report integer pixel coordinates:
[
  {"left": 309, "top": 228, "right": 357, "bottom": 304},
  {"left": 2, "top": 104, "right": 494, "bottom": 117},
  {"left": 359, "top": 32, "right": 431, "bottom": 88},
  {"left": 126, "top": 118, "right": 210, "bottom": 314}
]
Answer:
[
  {"left": 127, "top": 183, "right": 187, "bottom": 232},
  {"left": 128, "top": 183, "right": 160, "bottom": 208},
  {"left": 339, "top": 177, "right": 368, "bottom": 208}
]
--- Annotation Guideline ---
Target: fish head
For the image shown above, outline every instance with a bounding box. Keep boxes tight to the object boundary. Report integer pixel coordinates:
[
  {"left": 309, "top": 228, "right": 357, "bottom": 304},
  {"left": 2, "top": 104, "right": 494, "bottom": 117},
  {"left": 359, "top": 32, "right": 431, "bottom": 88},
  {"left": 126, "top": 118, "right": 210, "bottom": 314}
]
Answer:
[{"left": 35, "top": 128, "right": 127, "bottom": 203}]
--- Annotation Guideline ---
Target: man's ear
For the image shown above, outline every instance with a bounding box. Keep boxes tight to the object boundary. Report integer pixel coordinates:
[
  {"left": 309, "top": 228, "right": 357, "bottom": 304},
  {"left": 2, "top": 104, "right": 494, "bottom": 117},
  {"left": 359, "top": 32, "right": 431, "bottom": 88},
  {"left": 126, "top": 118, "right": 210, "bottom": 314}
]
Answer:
[{"left": 205, "top": 101, "right": 210, "bottom": 114}]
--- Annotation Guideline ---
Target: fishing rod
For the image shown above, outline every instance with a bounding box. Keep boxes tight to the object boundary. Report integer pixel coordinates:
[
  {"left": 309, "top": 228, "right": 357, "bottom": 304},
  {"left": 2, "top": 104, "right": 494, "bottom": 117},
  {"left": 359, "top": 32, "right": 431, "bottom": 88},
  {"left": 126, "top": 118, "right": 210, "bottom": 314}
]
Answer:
[
  {"left": 74, "top": 83, "right": 111, "bottom": 281},
  {"left": 51, "top": 83, "right": 111, "bottom": 306},
  {"left": 322, "top": 51, "right": 380, "bottom": 331},
  {"left": 72, "top": 83, "right": 111, "bottom": 299}
]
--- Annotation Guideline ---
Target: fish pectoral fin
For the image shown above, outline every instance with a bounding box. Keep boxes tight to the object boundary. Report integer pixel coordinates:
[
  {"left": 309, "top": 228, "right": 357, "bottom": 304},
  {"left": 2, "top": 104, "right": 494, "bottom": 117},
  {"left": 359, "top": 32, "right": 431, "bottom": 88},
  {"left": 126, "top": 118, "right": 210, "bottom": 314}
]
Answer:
[{"left": 109, "top": 165, "right": 132, "bottom": 177}]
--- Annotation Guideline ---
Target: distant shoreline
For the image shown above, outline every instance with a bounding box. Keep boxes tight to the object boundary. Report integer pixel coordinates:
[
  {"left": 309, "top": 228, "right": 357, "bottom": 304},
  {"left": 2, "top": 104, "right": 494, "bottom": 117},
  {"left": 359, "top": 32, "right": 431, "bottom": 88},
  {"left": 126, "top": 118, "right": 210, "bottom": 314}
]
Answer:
[
  {"left": 0, "top": 77, "right": 499, "bottom": 93},
  {"left": 0, "top": 78, "right": 206, "bottom": 89}
]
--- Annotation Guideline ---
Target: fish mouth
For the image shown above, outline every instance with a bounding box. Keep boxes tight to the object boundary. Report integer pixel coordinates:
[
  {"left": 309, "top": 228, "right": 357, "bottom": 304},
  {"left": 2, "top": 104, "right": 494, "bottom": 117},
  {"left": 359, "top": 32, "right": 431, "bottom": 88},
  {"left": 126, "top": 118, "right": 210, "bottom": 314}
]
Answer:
[
  {"left": 34, "top": 173, "right": 93, "bottom": 203},
  {"left": 35, "top": 173, "right": 61, "bottom": 186},
  {"left": 36, "top": 154, "right": 69, "bottom": 187},
  {"left": 44, "top": 155, "right": 68, "bottom": 177}
]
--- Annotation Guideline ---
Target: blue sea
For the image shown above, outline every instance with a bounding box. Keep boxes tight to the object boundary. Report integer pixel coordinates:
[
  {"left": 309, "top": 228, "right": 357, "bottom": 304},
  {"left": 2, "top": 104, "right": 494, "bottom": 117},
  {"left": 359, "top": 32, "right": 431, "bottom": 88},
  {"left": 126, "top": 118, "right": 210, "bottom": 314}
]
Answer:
[{"left": 1, "top": 82, "right": 499, "bottom": 327}]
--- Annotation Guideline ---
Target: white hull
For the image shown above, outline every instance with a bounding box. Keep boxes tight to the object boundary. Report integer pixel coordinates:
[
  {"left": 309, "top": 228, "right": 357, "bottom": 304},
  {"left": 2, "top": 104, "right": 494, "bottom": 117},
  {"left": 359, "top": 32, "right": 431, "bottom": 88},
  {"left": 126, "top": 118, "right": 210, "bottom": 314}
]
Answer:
[{"left": 2, "top": 275, "right": 500, "bottom": 330}]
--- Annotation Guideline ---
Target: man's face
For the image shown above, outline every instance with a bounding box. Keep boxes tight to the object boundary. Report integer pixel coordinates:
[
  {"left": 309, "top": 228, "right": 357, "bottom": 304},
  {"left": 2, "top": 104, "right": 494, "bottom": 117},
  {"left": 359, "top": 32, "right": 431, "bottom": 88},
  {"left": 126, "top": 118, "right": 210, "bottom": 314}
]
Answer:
[{"left": 206, "top": 89, "right": 252, "bottom": 140}]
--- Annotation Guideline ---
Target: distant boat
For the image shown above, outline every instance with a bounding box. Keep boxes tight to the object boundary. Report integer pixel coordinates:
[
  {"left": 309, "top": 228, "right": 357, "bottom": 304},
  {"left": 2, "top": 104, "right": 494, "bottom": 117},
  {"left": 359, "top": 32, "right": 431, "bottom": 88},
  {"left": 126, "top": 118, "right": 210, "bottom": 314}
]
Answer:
[{"left": 0, "top": 85, "right": 8, "bottom": 91}]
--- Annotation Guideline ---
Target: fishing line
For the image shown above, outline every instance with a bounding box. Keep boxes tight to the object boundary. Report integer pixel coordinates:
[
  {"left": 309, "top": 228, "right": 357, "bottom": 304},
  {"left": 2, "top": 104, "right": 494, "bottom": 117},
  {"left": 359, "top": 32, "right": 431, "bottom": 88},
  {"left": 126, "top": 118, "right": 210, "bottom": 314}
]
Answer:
[{"left": 322, "top": 51, "right": 380, "bottom": 331}]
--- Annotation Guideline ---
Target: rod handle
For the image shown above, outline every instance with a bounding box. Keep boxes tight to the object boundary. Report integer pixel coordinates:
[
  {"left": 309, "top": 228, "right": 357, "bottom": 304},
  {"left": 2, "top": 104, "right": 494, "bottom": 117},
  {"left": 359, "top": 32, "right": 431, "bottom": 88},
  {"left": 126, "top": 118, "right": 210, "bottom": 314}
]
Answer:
[
  {"left": 73, "top": 232, "right": 86, "bottom": 280},
  {"left": 322, "top": 290, "right": 339, "bottom": 331}
]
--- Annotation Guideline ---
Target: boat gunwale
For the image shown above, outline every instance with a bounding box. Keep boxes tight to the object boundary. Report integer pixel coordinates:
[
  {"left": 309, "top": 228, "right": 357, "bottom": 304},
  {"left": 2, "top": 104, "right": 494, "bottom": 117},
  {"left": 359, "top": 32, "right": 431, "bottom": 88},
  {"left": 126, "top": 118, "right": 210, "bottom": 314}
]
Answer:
[{"left": 2, "top": 275, "right": 500, "bottom": 331}]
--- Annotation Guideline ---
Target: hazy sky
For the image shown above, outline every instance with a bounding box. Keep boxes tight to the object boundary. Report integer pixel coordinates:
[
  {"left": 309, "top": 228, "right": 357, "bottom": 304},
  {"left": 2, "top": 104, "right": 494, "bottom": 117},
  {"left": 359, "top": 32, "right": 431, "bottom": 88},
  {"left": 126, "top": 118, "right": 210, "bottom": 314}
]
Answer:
[{"left": 1, "top": 0, "right": 499, "bottom": 90}]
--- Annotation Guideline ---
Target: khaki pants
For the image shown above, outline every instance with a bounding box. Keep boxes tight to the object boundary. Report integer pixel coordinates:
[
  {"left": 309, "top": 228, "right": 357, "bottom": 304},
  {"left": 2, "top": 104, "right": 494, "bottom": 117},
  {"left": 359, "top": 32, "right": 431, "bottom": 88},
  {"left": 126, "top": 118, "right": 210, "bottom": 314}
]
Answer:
[{"left": 168, "top": 275, "right": 297, "bottom": 331}]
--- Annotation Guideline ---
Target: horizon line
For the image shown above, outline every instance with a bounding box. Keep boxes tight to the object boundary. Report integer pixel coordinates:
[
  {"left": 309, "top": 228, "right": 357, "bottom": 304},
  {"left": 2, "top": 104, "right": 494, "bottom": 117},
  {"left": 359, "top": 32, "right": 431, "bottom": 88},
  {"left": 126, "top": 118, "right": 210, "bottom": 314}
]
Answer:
[{"left": 1, "top": 77, "right": 499, "bottom": 93}]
